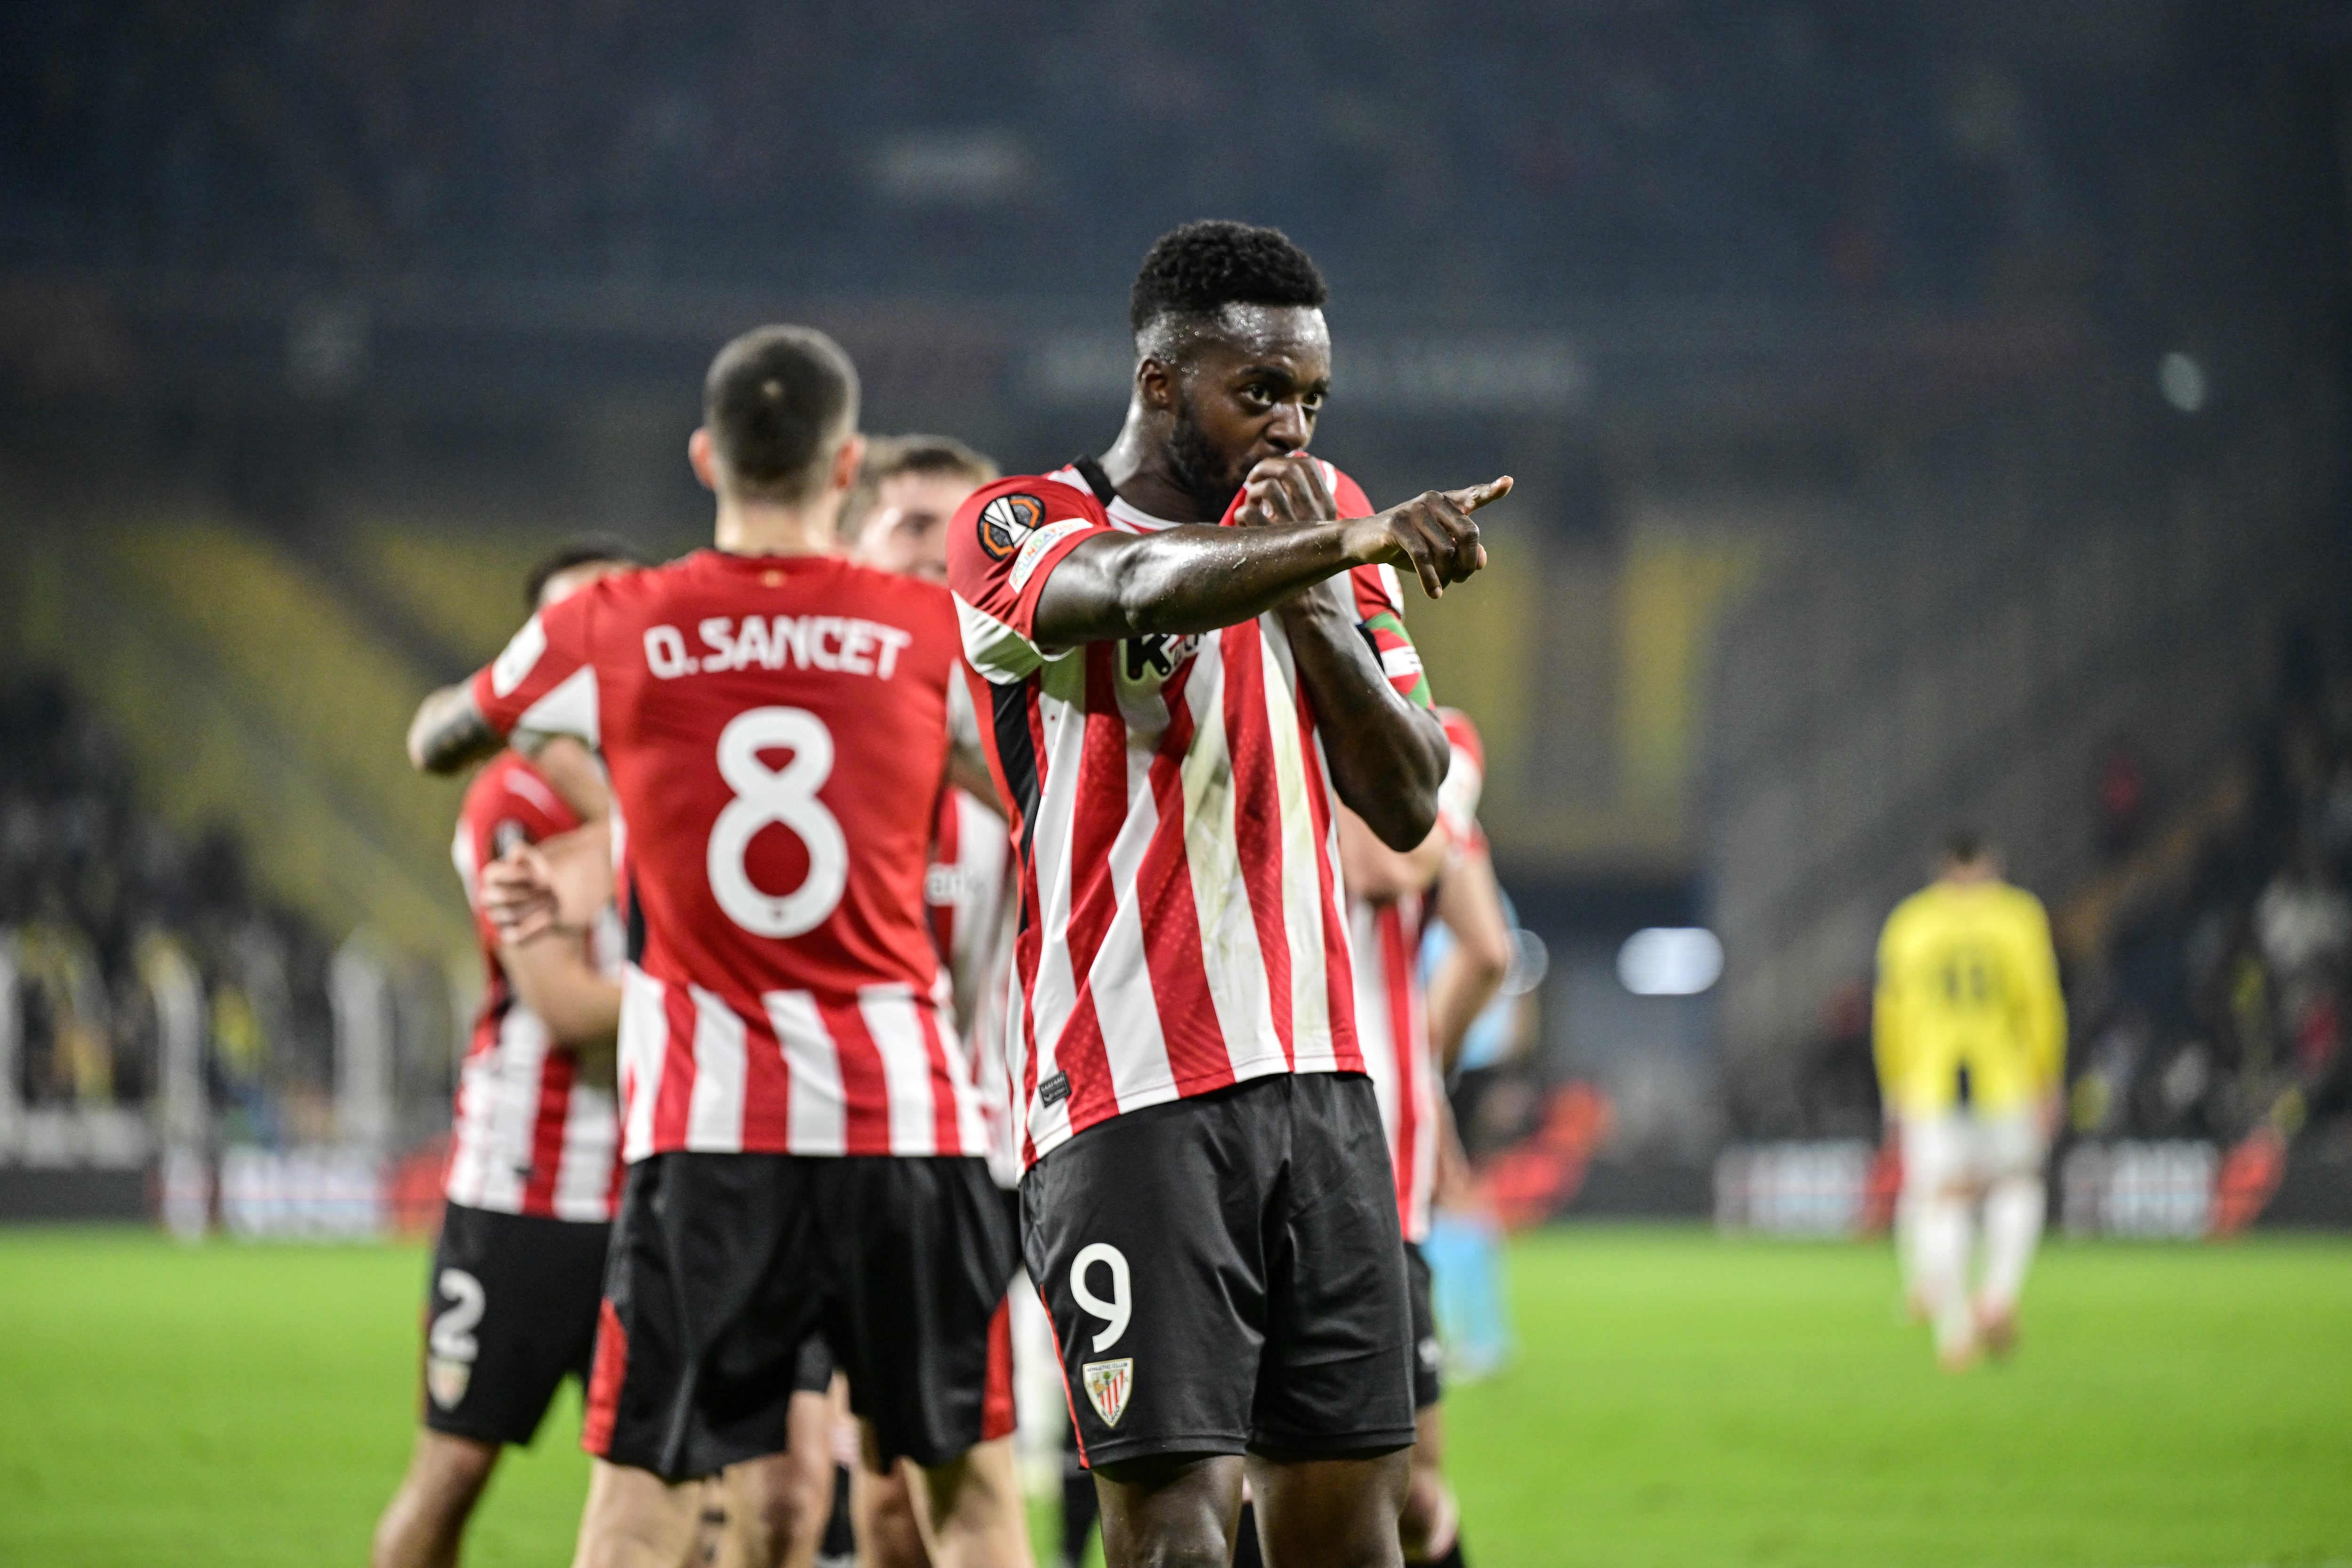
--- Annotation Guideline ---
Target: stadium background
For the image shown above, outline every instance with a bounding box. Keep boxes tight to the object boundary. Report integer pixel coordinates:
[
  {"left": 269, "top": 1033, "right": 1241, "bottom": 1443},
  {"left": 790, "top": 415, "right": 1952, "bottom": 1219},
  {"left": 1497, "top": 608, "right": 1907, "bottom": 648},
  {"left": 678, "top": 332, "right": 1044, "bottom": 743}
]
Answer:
[{"left": 1, "top": 2, "right": 2348, "bottom": 1564}]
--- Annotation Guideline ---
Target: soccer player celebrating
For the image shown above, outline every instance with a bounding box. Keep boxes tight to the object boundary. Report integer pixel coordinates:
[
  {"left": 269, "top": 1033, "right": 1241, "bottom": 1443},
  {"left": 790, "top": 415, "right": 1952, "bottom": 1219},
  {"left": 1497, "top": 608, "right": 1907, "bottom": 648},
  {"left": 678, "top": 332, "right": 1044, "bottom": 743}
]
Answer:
[
  {"left": 946, "top": 220, "right": 1508, "bottom": 1568},
  {"left": 842, "top": 433, "right": 1026, "bottom": 1568},
  {"left": 1874, "top": 829, "right": 2067, "bottom": 1370},
  {"left": 373, "top": 538, "right": 645, "bottom": 1568},
  {"left": 406, "top": 326, "right": 1024, "bottom": 1568},
  {"left": 1335, "top": 709, "right": 1513, "bottom": 1568}
]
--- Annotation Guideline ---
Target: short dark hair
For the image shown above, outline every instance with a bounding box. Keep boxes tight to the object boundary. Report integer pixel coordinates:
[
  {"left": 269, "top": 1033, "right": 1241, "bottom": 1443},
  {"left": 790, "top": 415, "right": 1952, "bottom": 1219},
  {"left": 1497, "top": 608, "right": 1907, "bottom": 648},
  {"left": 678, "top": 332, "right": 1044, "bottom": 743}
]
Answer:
[
  {"left": 840, "top": 435, "right": 1000, "bottom": 540},
  {"left": 524, "top": 535, "right": 648, "bottom": 609},
  {"left": 702, "top": 325, "right": 860, "bottom": 503},
  {"left": 1942, "top": 826, "right": 1991, "bottom": 865},
  {"left": 1128, "top": 221, "right": 1328, "bottom": 338}
]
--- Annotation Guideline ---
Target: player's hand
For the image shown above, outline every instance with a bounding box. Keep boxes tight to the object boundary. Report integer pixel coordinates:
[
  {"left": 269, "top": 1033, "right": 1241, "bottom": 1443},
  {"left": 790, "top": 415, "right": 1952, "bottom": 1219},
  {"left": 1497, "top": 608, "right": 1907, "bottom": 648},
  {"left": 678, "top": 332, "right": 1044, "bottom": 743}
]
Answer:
[
  {"left": 1234, "top": 453, "right": 1339, "bottom": 527},
  {"left": 1347, "top": 477, "right": 1510, "bottom": 599},
  {"left": 483, "top": 844, "right": 563, "bottom": 943}
]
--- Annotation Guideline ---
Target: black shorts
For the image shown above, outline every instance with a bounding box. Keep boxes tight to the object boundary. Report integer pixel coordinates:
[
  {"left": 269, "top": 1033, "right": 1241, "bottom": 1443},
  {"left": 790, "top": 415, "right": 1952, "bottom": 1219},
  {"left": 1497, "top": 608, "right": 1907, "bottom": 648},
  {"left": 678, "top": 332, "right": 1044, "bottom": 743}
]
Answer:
[
  {"left": 584, "top": 1152, "right": 1014, "bottom": 1481},
  {"left": 1405, "top": 1240, "right": 1441, "bottom": 1411},
  {"left": 421, "top": 1202, "right": 609, "bottom": 1447},
  {"left": 1021, "top": 1071, "right": 1416, "bottom": 1469}
]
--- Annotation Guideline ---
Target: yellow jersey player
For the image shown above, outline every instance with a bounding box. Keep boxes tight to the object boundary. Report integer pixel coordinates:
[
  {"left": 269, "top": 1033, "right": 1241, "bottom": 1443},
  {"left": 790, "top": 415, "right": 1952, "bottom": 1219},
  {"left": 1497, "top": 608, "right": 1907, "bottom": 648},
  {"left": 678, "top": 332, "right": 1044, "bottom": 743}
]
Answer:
[{"left": 1874, "top": 829, "right": 2066, "bottom": 1370}]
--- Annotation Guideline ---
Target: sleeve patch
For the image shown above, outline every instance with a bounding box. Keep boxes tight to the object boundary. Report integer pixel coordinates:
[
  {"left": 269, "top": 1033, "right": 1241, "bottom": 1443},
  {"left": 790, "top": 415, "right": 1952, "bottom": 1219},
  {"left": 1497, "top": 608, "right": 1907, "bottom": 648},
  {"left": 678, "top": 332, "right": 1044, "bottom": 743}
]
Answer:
[
  {"left": 977, "top": 493, "right": 1050, "bottom": 561},
  {"left": 1009, "top": 517, "right": 1097, "bottom": 593},
  {"left": 489, "top": 613, "right": 548, "bottom": 698}
]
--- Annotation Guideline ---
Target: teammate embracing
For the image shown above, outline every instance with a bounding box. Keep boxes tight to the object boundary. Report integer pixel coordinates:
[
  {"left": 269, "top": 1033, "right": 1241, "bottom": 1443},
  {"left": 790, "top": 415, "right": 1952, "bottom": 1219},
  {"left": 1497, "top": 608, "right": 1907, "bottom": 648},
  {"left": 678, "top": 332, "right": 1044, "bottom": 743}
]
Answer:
[
  {"left": 407, "top": 326, "right": 1025, "bottom": 1568},
  {"left": 946, "top": 220, "right": 1508, "bottom": 1568},
  {"left": 373, "top": 539, "right": 644, "bottom": 1568}
]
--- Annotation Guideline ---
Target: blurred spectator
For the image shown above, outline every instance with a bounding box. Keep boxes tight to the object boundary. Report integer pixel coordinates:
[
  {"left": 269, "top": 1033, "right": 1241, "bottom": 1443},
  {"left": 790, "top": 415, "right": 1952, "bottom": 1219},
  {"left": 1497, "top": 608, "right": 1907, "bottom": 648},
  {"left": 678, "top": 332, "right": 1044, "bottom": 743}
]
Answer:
[
  {"left": 2093, "top": 740, "right": 2149, "bottom": 860},
  {"left": 0, "top": 672, "right": 339, "bottom": 1147}
]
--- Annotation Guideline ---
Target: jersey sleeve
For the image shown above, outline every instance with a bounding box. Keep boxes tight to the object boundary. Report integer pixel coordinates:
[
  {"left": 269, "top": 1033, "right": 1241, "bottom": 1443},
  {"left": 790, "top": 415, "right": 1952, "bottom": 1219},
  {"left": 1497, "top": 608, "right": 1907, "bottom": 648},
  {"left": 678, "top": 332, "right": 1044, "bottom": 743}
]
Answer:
[
  {"left": 452, "top": 761, "right": 580, "bottom": 948},
  {"left": 1872, "top": 903, "right": 1909, "bottom": 1098},
  {"left": 1435, "top": 708, "right": 1488, "bottom": 852},
  {"left": 946, "top": 478, "right": 1116, "bottom": 684},
  {"left": 1327, "top": 466, "right": 1436, "bottom": 712},
  {"left": 2013, "top": 894, "right": 2067, "bottom": 1091},
  {"left": 470, "top": 588, "right": 601, "bottom": 745}
]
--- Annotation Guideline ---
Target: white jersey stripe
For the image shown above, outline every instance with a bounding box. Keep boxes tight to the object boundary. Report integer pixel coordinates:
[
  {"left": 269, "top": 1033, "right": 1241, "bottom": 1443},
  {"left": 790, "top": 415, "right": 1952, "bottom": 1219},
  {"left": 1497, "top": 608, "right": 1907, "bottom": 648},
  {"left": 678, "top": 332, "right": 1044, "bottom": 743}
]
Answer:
[
  {"left": 861, "top": 986, "right": 941, "bottom": 1156},
  {"left": 1263, "top": 624, "right": 1338, "bottom": 1069},
  {"left": 766, "top": 990, "right": 848, "bottom": 1155},
  {"left": 619, "top": 965, "right": 666, "bottom": 1161},
  {"left": 684, "top": 983, "right": 748, "bottom": 1153}
]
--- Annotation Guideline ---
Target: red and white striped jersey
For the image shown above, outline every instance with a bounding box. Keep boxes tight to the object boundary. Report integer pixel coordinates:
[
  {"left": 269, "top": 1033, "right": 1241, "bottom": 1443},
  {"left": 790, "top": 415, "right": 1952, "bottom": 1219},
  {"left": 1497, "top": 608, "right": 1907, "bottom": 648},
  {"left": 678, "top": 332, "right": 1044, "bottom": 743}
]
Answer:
[
  {"left": 446, "top": 751, "right": 623, "bottom": 1221},
  {"left": 470, "top": 550, "right": 986, "bottom": 1162},
  {"left": 946, "top": 460, "right": 1435, "bottom": 1167},
  {"left": 928, "top": 787, "right": 1021, "bottom": 1187},
  {"left": 1352, "top": 709, "right": 1486, "bottom": 1242}
]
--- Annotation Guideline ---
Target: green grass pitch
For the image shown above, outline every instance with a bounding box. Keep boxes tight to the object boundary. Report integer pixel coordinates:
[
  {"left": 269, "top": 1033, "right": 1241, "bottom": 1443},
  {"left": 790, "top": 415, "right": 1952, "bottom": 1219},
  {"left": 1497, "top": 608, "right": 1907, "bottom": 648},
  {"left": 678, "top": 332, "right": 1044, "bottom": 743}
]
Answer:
[{"left": 0, "top": 1225, "right": 2345, "bottom": 1566}]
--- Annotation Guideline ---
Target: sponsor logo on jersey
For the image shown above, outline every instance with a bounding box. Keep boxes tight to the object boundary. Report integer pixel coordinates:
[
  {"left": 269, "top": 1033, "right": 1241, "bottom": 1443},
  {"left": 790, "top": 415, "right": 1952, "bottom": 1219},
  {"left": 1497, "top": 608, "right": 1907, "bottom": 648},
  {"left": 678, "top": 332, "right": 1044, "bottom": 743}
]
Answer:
[
  {"left": 1082, "top": 1358, "right": 1133, "bottom": 1427},
  {"left": 1038, "top": 1070, "right": 1071, "bottom": 1107},
  {"left": 978, "top": 493, "right": 1047, "bottom": 561},
  {"left": 427, "top": 1356, "right": 472, "bottom": 1409}
]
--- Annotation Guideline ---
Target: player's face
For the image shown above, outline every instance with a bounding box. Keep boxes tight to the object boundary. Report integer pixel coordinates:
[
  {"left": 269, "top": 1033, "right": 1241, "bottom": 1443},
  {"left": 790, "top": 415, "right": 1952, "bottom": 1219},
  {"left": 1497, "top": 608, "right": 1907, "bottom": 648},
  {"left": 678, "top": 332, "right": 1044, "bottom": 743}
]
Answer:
[
  {"left": 853, "top": 471, "right": 978, "bottom": 583},
  {"left": 1163, "top": 305, "right": 1331, "bottom": 516}
]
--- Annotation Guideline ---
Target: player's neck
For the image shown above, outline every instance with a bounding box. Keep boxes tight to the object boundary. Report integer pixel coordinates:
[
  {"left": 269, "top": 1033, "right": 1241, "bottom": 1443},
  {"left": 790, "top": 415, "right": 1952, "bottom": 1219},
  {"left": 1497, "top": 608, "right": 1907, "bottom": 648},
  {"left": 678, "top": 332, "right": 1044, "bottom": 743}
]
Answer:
[
  {"left": 713, "top": 494, "right": 846, "bottom": 558},
  {"left": 1097, "top": 404, "right": 1215, "bottom": 524}
]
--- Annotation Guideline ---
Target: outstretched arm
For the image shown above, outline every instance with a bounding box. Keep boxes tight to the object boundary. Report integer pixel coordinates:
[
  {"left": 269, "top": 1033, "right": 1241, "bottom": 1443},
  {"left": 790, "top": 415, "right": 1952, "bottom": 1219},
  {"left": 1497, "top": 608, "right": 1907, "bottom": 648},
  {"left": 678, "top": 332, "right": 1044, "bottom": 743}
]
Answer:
[
  {"left": 1248, "top": 458, "right": 1506, "bottom": 847},
  {"left": 1029, "top": 476, "right": 1504, "bottom": 649},
  {"left": 407, "top": 684, "right": 502, "bottom": 775}
]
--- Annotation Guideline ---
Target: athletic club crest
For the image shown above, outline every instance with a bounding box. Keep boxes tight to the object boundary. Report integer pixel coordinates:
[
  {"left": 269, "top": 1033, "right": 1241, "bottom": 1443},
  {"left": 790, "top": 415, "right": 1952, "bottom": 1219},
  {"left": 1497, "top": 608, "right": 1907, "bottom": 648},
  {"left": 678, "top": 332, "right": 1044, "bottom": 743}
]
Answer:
[
  {"left": 427, "top": 1355, "right": 471, "bottom": 1409},
  {"left": 1082, "top": 1358, "right": 1134, "bottom": 1427},
  {"left": 977, "top": 493, "right": 1047, "bottom": 560}
]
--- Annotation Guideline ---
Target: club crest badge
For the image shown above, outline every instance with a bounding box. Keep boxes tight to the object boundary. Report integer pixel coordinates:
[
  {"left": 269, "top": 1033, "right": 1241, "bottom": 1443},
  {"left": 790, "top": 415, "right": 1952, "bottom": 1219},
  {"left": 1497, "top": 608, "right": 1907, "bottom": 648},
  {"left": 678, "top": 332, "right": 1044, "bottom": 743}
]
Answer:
[
  {"left": 427, "top": 1356, "right": 472, "bottom": 1409},
  {"left": 978, "top": 493, "right": 1047, "bottom": 560},
  {"left": 1082, "top": 1358, "right": 1134, "bottom": 1427}
]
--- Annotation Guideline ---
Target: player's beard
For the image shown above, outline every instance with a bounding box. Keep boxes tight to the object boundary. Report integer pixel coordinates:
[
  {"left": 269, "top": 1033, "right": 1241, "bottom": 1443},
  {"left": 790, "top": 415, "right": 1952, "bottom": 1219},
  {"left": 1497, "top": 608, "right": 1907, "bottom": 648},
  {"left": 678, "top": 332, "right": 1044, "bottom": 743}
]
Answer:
[{"left": 1166, "top": 390, "right": 1247, "bottom": 521}]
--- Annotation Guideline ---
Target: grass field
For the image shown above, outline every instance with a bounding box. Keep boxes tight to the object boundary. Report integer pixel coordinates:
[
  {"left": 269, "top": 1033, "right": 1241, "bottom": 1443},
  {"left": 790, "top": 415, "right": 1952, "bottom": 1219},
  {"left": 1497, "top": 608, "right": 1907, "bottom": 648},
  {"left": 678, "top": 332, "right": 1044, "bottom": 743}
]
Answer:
[{"left": 1, "top": 1226, "right": 2346, "bottom": 1568}]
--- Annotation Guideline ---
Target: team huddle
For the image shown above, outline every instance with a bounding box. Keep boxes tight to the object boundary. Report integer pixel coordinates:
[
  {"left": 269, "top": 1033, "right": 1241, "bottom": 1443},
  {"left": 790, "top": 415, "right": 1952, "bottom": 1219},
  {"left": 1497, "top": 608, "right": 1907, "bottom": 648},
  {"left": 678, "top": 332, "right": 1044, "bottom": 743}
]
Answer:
[{"left": 381, "top": 222, "right": 1515, "bottom": 1568}]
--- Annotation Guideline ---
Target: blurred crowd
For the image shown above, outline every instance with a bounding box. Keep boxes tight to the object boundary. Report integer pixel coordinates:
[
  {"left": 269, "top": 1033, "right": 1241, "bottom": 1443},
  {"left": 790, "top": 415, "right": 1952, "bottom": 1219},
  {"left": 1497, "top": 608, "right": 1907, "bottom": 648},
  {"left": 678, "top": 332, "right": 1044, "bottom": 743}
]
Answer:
[
  {"left": 1, "top": 0, "right": 2191, "bottom": 304},
  {"left": 0, "top": 673, "right": 339, "bottom": 1145},
  {"left": 2073, "top": 624, "right": 2352, "bottom": 1154},
  {"left": 1794, "top": 621, "right": 2352, "bottom": 1157}
]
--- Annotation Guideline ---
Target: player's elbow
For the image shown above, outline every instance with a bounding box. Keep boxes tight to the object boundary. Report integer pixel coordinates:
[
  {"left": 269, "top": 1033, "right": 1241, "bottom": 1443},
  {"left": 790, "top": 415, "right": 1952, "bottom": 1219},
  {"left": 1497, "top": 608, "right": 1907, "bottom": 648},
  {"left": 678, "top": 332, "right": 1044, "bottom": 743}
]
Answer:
[
  {"left": 1357, "top": 788, "right": 1439, "bottom": 853},
  {"left": 405, "top": 700, "right": 447, "bottom": 774}
]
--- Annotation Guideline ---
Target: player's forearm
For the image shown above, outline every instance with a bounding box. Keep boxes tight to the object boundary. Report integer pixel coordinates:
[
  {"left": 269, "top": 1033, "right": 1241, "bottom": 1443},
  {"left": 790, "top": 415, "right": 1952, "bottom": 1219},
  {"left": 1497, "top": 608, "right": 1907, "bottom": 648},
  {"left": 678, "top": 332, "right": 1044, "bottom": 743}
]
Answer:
[
  {"left": 1281, "top": 587, "right": 1447, "bottom": 848},
  {"left": 499, "top": 936, "right": 622, "bottom": 1047},
  {"left": 407, "top": 684, "right": 502, "bottom": 775},
  {"left": 1429, "top": 850, "right": 1513, "bottom": 1069},
  {"left": 1033, "top": 522, "right": 1372, "bottom": 646}
]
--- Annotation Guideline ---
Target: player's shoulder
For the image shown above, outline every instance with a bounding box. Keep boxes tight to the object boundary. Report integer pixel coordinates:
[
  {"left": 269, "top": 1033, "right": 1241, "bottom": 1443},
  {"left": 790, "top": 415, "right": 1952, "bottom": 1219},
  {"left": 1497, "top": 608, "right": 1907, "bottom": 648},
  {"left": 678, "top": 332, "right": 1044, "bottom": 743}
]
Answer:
[
  {"left": 953, "top": 472, "right": 1105, "bottom": 569},
  {"left": 1884, "top": 885, "right": 1942, "bottom": 933},
  {"left": 461, "top": 749, "right": 571, "bottom": 833},
  {"left": 1318, "top": 460, "right": 1375, "bottom": 519},
  {"left": 1990, "top": 880, "right": 2052, "bottom": 924}
]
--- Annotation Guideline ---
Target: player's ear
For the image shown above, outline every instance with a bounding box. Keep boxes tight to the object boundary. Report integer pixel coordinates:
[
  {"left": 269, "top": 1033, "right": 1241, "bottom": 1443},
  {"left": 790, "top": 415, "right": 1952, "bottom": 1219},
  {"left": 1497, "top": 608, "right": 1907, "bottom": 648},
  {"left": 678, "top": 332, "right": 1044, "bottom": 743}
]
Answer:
[
  {"left": 1136, "top": 355, "right": 1178, "bottom": 414},
  {"left": 829, "top": 432, "right": 867, "bottom": 496},
  {"left": 688, "top": 427, "right": 719, "bottom": 493}
]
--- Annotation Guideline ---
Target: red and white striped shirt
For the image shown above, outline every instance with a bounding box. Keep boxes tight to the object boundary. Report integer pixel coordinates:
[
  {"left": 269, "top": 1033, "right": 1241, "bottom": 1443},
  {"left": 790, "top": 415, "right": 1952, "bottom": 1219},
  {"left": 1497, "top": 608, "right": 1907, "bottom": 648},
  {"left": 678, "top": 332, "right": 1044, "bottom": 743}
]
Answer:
[
  {"left": 471, "top": 551, "right": 986, "bottom": 1162},
  {"left": 947, "top": 461, "right": 1433, "bottom": 1167},
  {"left": 927, "top": 787, "right": 1021, "bottom": 1187},
  {"left": 446, "top": 752, "right": 623, "bottom": 1221},
  {"left": 1352, "top": 710, "right": 1486, "bottom": 1243}
]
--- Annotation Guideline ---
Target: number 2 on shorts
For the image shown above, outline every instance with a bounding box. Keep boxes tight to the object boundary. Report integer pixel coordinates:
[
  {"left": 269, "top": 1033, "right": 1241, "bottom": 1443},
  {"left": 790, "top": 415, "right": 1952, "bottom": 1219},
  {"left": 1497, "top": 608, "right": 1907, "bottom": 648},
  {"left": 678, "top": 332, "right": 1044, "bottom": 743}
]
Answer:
[{"left": 1071, "top": 1242, "right": 1132, "bottom": 1352}]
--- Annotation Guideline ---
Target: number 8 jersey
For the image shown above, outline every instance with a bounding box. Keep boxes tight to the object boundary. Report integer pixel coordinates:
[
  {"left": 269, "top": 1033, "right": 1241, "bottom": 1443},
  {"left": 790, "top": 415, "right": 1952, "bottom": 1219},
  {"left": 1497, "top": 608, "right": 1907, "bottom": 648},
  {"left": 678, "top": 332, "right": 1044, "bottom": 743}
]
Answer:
[{"left": 470, "top": 549, "right": 987, "bottom": 1163}]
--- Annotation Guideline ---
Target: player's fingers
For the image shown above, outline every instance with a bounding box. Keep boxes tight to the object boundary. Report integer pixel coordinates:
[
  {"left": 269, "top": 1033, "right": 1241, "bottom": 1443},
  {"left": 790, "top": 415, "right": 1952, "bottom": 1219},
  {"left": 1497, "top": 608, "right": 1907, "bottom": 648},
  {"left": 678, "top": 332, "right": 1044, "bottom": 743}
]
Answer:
[
  {"left": 1441, "top": 476, "right": 1514, "bottom": 513},
  {"left": 1395, "top": 517, "right": 1446, "bottom": 599},
  {"left": 1294, "top": 458, "right": 1339, "bottom": 521}
]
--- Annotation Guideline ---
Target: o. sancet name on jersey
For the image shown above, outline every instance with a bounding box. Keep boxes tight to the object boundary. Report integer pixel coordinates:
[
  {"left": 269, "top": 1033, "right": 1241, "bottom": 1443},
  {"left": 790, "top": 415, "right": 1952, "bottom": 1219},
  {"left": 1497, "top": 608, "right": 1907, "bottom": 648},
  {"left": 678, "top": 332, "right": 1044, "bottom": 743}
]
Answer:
[{"left": 468, "top": 550, "right": 984, "bottom": 1165}]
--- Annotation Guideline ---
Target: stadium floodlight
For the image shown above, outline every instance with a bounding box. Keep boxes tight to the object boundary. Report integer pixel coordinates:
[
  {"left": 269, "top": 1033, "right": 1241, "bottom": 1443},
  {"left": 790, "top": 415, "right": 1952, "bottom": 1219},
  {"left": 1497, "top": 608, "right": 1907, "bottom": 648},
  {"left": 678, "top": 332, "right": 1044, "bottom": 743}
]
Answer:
[{"left": 1617, "top": 927, "right": 1724, "bottom": 996}]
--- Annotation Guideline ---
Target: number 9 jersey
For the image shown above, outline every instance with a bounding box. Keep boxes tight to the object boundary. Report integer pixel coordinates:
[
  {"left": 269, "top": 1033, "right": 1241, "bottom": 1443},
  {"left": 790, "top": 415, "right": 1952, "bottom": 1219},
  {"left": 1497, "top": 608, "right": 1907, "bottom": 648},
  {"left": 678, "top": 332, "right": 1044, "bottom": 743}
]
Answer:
[{"left": 470, "top": 549, "right": 988, "bottom": 1164}]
